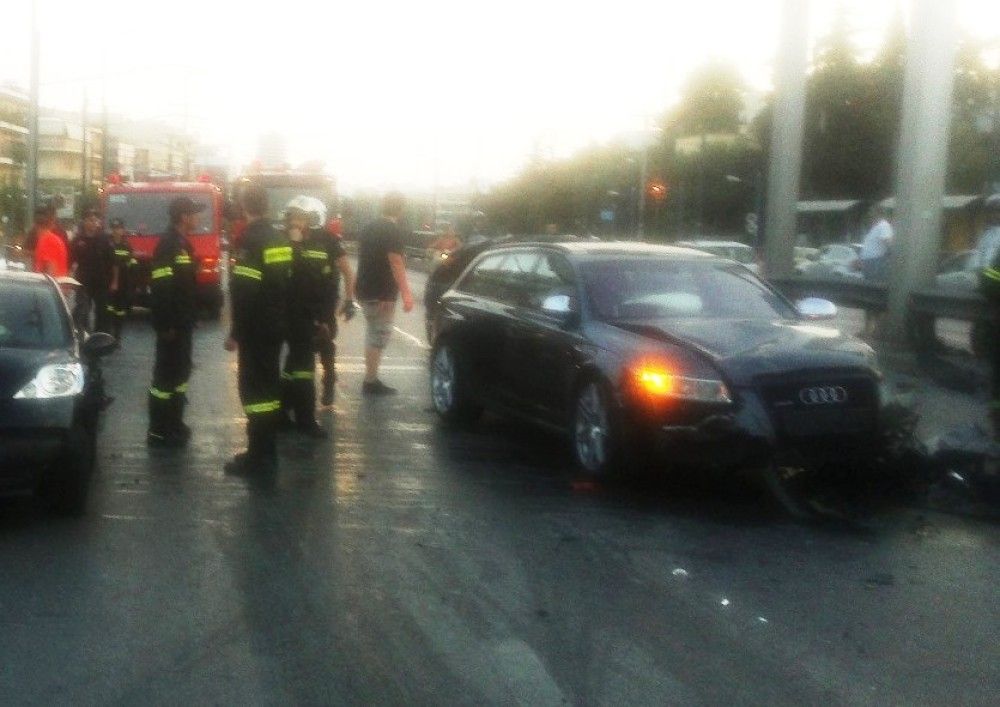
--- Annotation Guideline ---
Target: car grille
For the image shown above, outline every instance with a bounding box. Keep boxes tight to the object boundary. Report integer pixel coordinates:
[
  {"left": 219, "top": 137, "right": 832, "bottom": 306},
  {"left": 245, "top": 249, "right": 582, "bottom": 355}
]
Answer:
[{"left": 757, "top": 373, "right": 878, "bottom": 439}]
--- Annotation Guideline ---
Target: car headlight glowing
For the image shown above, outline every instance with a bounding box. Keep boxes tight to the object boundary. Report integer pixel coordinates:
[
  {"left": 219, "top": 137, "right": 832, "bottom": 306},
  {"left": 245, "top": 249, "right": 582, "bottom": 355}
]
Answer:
[
  {"left": 14, "top": 363, "right": 85, "bottom": 399},
  {"left": 633, "top": 363, "right": 732, "bottom": 404}
]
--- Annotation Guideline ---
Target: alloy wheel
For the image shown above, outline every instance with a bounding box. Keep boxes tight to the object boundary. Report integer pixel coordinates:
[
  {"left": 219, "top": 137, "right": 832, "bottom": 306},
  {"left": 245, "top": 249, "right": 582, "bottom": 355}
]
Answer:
[
  {"left": 431, "top": 346, "right": 456, "bottom": 413},
  {"left": 575, "top": 382, "right": 609, "bottom": 473}
]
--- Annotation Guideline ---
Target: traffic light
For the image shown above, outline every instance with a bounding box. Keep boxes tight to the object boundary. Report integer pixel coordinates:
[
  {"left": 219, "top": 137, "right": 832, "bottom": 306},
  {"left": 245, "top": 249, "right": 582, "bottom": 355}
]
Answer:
[{"left": 646, "top": 180, "right": 668, "bottom": 203}]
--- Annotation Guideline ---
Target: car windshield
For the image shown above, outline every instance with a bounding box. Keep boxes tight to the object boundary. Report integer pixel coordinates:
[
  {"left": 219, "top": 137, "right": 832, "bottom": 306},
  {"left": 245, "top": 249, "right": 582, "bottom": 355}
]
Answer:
[
  {"left": 582, "top": 258, "right": 794, "bottom": 322},
  {"left": 0, "top": 282, "right": 72, "bottom": 349},
  {"left": 105, "top": 192, "right": 216, "bottom": 235}
]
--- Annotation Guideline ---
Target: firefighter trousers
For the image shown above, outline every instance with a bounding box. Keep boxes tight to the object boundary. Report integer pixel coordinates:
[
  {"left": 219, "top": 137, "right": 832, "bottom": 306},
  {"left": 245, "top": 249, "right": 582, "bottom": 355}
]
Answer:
[
  {"left": 316, "top": 315, "right": 338, "bottom": 396},
  {"left": 238, "top": 337, "right": 282, "bottom": 458},
  {"left": 73, "top": 287, "right": 110, "bottom": 334},
  {"left": 148, "top": 327, "right": 193, "bottom": 436},
  {"left": 282, "top": 326, "right": 318, "bottom": 427},
  {"left": 106, "top": 289, "right": 131, "bottom": 342}
]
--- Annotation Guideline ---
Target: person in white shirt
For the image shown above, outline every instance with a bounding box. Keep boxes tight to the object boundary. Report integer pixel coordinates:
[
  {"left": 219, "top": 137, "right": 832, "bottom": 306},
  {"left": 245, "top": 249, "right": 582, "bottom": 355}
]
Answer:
[
  {"left": 858, "top": 202, "right": 893, "bottom": 337},
  {"left": 859, "top": 203, "right": 893, "bottom": 281},
  {"left": 971, "top": 195, "right": 1000, "bottom": 272}
]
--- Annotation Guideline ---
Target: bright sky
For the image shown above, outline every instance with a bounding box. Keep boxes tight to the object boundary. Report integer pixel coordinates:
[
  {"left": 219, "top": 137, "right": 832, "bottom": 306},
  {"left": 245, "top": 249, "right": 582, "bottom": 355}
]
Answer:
[{"left": 1, "top": 1, "right": 998, "bottom": 193}]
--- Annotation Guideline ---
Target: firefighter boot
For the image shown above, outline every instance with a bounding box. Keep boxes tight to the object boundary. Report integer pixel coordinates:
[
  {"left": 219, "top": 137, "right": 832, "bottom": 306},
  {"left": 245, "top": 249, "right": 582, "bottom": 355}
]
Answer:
[
  {"left": 172, "top": 393, "right": 192, "bottom": 444},
  {"left": 277, "top": 377, "right": 296, "bottom": 429},
  {"left": 147, "top": 392, "right": 183, "bottom": 448},
  {"left": 321, "top": 368, "right": 335, "bottom": 406},
  {"left": 293, "top": 379, "right": 328, "bottom": 439},
  {"left": 226, "top": 417, "right": 278, "bottom": 476}
]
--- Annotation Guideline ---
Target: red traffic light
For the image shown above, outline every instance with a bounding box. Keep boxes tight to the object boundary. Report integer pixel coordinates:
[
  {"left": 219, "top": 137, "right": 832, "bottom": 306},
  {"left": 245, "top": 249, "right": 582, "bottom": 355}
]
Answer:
[{"left": 646, "top": 180, "right": 668, "bottom": 202}]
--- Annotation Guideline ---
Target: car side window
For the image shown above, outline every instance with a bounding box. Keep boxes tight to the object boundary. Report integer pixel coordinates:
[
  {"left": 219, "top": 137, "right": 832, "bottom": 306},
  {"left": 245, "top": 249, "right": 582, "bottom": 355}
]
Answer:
[
  {"left": 458, "top": 254, "right": 507, "bottom": 299},
  {"left": 527, "top": 253, "right": 577, "bottom": 312},
  {"left": 494, "top": 251, "right": 541, "bottom": 306}
]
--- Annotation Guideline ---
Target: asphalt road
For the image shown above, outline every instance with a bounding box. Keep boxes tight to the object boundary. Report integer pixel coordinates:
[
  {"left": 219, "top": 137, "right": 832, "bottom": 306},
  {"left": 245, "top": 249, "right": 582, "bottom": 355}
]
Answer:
[{"left": 0, "top": 267, "right": 997, "bottom": 706}]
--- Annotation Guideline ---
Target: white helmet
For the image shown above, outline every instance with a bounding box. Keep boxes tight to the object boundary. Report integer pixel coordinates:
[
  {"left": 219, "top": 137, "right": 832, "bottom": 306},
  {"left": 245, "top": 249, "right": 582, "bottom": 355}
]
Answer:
[{"left": 284, "top": 195, "right": 327, "bottom": 228}]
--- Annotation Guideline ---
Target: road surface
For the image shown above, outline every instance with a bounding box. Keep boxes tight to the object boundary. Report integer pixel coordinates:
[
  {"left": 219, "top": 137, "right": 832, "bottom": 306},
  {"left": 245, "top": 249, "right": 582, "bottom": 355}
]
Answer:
[{"left": 0, "top": 267, "right": 996, "bottom": 705}]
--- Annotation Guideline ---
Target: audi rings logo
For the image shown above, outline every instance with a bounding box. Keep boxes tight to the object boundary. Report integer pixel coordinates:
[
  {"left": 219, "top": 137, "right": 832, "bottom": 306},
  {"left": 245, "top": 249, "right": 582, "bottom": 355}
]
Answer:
[{"left": 799, "top": 386, "right": 848, "bottom": 405}]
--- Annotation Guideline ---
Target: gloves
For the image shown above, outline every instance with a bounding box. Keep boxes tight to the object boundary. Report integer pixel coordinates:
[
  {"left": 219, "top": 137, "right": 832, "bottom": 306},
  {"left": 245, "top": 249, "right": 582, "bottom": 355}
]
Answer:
[{"left": 342, "top": 299, "right": 359, "bottom": 322}]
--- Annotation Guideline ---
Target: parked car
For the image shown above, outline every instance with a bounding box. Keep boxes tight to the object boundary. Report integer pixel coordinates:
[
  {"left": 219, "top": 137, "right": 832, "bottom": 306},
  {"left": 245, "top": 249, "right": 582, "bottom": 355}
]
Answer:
[
  {"left": 935, "top": 250, "right": 976, "bottom": 291},
  {"left": 0, "top": 271, "right": 115, "bottom": 513},
  {"left": 793, "top": 246, "right": 820, "bottom": 274},
  {"left": 800, "top": 243, "right": 863, "bottom": 280},
  {"left": 675, "top": 239, "right": 760, "bottom": 275},
  {"left": 428, "top": 241, "right": 883, "bottom": 483}
]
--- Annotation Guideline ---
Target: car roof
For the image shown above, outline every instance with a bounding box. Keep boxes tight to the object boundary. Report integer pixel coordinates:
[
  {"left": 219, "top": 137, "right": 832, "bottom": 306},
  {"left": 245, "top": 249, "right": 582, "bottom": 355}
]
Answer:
[
  {"left": 488, "top": 240, "right": 717, "bottom": 260},
  {"left": 0, "top": 269, "right": 53, "bottom": 285},
  {"left": 676, "top": 239, "right": 752, "bottom": 249}
]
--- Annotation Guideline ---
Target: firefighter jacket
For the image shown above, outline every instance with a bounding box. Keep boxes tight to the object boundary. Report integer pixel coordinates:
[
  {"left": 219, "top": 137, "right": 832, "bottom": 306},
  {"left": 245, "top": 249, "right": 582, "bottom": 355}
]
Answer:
[
  {"left": 980, "top": 245, "right": 1000, "bottom": 302},
  {"left": 288, "top": 229, "right": 338, "bottom": 331},
  {"left": 230, "top": 220, "right": 292, "bottom": 344},
  {"left": 150, "top": 227, "right": 198, "bottom": 332},
  {"left": 111, "top": 240, "right": 137, "bottom": 292}
]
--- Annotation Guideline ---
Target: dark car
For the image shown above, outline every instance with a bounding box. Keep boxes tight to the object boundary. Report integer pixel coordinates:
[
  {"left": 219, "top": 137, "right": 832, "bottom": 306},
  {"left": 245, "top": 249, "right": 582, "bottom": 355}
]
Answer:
[
  {"left": 0, "top": 271, "right": 116, "bottom": 512},
  {"left": 428, "top": 241, "right": 883, "bottom": 480}
]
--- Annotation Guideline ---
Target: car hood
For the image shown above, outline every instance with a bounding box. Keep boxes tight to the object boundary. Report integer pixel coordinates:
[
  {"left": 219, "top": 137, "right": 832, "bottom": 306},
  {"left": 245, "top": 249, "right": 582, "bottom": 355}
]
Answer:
[
  {"left": 0, "top": 348, "right": 67, "bottom": 398},
  {"left": 614, "top": 318, "right": 875, "bottom": 385}
]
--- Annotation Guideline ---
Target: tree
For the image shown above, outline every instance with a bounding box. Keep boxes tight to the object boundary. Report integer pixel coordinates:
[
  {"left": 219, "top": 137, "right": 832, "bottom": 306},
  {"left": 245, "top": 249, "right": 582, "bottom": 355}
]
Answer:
[{"left": 668, "top": 62, "right": 746, "bottom": 137}]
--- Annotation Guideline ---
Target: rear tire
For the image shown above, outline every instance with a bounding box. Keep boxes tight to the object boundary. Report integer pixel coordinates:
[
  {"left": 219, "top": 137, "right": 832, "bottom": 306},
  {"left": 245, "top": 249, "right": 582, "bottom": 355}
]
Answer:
[
  {"left": 571, "top": 379, "right": 627, "bottom": 479},
  {"left": 430, "top": 342, "right": 482, "bottom": 426}
]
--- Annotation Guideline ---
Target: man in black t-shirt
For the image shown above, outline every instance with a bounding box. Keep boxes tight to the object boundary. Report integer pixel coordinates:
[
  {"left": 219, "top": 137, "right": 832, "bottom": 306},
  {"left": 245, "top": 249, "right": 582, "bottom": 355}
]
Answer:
[
  {"left": 70, "top": 208, "right": 115, "bottom": 333},
  {"left": 355, "top": 191, "right": 414, "bottom": 396}
]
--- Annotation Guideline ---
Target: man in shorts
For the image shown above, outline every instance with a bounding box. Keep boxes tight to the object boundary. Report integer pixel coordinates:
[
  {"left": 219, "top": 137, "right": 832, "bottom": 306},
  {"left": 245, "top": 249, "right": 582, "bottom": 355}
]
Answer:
[{"left": 355, "top": 192, "right": 414, "bottom": 396}]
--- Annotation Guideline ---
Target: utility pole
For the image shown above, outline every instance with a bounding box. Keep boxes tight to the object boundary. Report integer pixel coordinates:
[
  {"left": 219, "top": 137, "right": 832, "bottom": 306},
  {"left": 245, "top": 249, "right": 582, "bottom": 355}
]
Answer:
[
  {"left": 81, "top": 88, "right": 89, "bottom": 206},
  {"left": 637, "top": 145, "right": 648, "bottom": 240},
  {"left": 101, "top": 48, "right": 109, "bottom": 181},
  {"left": 883, "top": 0, "right": 958, "bottom": 342},
  {"left": 25, "top": 1, "right": 40, "bottom": 225},
  {"left": 763, "top": 0, "right": 810, "bottom": 278}
]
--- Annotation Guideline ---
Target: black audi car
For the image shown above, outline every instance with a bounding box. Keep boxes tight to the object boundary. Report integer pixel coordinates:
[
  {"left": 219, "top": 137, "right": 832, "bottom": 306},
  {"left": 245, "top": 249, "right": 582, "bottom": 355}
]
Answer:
[
  {"left": 0, "top": 271, "right": 115, "bottom": 512},
  {"left": 428, "top": 241, "right": 884, "bottom": 479}
]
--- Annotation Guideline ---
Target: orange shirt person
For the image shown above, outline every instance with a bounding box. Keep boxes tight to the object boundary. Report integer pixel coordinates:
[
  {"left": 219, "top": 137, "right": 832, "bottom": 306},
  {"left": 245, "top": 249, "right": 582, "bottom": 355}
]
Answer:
[{"left": 34, "top": 220, "right": 69, "bottom": 277}]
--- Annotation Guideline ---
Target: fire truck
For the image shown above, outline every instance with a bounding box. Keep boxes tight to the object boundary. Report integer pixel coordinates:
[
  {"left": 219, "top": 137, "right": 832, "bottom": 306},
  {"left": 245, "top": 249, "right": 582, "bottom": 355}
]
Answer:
[
  {"left": 232, "top": 170, "right": 338, "bottom": 242},
  {"left": 101, "top": 175, "right": 225, "bottom": 318}
]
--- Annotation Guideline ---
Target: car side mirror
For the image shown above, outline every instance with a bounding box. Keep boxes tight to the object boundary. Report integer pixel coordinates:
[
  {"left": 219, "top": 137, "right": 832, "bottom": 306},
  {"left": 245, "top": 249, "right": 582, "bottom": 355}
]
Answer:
[
  {"left": 541, "top": 294, "right": 580, "bottom": 325},
  {"left": 541, "top": 294, "right": 573, "bottom": 314},
  {"left": 796, "top": 297, "right": 837, "bottom": 321},
  {"left": 82, "top": 331, "right": 117, "bottom": 358}
]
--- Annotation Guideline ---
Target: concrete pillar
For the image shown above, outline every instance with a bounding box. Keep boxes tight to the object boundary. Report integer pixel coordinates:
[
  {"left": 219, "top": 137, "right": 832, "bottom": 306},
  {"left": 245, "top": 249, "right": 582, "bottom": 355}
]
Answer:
[
  {"left": 763, "top": 0, "right": 810, "bottom": 278},
  {"left": 884, "top": 0, "right": 958, "bottom": 342}
]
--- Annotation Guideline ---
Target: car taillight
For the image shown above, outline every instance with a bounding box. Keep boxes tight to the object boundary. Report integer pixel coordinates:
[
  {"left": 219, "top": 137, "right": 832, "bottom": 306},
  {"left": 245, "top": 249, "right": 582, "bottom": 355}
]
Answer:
[{"left": 201, "top": 257, "right": 219, "bottom": 273}]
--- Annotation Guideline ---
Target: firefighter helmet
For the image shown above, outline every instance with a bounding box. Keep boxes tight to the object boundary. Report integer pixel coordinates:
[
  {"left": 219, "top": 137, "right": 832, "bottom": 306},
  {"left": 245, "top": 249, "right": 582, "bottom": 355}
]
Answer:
[{"left": 284, "top": 195, "right": 327, "bottom": 228}]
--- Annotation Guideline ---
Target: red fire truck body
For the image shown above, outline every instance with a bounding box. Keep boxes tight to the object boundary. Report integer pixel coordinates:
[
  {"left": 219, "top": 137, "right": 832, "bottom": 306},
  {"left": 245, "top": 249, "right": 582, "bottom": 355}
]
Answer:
[{"left": 101, "top": 178, "right": 225, "bottom": 317}]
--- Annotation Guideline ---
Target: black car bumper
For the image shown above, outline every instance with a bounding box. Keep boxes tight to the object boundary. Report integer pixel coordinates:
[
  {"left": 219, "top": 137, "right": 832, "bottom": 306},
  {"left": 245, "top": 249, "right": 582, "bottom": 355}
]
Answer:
[
  {"left": 631, "top": 385, "right": 882, "bottom": 472},
  {"left": 0, "top": 398, "right": 77, "bottom": 493}
]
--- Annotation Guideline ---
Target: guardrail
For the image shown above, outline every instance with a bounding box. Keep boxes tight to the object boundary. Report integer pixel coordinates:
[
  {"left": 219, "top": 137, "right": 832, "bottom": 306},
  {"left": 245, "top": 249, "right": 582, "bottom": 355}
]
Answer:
[
  {"left": 769, "top": 275, "right": 992, "bottom": 356},
  {"left": 770, "top": 276, "right": 989, "bottom": 323},
  {"left": 770, "top": 276, "right": 888, "bottom": 311}
]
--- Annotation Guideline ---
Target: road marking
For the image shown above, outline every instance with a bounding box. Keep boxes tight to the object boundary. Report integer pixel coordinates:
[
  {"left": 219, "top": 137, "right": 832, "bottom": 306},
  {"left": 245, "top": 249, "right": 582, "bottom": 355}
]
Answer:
[{"left": 393, "top": 326, "right": 430, "bottom": 350}]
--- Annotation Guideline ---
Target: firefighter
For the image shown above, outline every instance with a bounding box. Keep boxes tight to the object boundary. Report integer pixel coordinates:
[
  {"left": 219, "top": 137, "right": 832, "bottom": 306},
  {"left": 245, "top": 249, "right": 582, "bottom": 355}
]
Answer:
[
  {"left": 315, "top": 212, "right": 356, "bottom": 405},
  {"left": 977, "top": 194, "right": 1000, "bottom": 437},
  {"left": 280, "top": 196, "right": 351, "bottom": 436},
  {"left": 106, "top": 218, "right": 136, "bottom": 344},
  {"left": 223, "top": 185, "right": 292, "bottom": 474},
  {"left": 147, "top": 196, "right": 202, "bottom": 447}
]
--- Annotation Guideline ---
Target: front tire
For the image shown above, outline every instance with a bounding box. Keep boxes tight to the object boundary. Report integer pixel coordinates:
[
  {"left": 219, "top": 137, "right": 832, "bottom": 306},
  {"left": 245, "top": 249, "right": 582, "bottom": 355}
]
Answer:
[
  {"left": 430, "top": 342, "right": 481, "bottom": 425},
  {"left": 43, "top": 425, "right": 95, "bottom": 515},
  {"left": 572, "top": 380, "right": 626, "bottom": 478}
]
